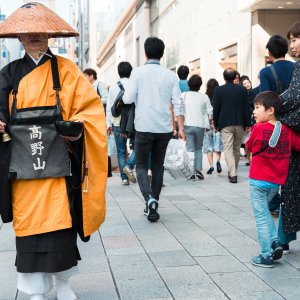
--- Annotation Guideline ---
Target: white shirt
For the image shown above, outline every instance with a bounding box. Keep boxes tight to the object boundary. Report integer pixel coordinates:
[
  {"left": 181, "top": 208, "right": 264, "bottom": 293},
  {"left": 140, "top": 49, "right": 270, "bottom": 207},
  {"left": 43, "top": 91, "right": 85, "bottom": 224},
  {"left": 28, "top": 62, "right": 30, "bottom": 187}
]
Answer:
[
  {"left": 183, "top": 91, "right": 213, "bottom": 129},
  {"left": 106, "top": 78, "right": 129, "bottom": 127},
  {"left": 93, "top": 80, "right": 108, "bottom": 105},
  {"left": 123, "top": 60, "right": 184, "bottom": 133}
]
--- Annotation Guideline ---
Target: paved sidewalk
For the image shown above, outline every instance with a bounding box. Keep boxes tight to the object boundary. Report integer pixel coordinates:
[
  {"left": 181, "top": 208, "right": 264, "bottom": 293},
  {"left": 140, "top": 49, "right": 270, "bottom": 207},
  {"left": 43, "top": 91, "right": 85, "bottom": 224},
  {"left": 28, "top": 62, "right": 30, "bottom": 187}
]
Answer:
[{"left": 1, "top": 157, "right": 300, "bottom": 300}]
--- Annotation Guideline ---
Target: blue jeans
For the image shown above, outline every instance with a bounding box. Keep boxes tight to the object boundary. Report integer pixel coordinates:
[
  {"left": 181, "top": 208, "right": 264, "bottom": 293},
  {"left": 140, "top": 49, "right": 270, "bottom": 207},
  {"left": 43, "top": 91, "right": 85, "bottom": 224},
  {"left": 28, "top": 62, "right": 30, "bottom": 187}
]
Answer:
[
  {"left": 250, "top": 185, "right": 279, "bottom": 257},
  {"left": 278, "top": 208, "right": 297, "bottom": 244},
  {"left": 184, "top": 126, "right": 205, "bottom": 171},
  {"left": 113, "top": 126, "right": 135, "bottom": 180}
]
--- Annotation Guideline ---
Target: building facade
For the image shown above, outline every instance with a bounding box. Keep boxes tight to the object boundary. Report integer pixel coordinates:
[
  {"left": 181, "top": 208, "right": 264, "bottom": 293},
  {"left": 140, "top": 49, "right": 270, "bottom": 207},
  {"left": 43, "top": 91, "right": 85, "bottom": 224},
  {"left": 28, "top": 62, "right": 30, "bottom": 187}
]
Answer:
[{"left": 96, "top": 0, "right": 300, "bottom": 87}]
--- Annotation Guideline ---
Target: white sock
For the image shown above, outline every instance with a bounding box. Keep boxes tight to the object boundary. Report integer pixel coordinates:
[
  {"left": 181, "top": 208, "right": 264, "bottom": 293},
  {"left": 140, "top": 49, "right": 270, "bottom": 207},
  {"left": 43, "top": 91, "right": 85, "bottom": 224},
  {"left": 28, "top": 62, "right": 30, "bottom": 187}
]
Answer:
[
  {"left": 30, "top": 295, "right": 46, "bottom": 300},
  {"left": 54, "top": 278, "right": 76, "bottom": 300}
]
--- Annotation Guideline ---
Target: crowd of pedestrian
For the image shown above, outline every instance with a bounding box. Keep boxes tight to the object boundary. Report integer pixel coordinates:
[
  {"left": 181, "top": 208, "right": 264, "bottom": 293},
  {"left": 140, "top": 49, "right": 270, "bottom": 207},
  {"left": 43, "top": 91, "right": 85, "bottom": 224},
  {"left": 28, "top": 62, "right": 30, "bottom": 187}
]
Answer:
[
  {"left": 0, "top": 2, "right": 300, "bottom": 299},
  {"left": 100, "top": 22, "right": 300, "bottom": 271}
]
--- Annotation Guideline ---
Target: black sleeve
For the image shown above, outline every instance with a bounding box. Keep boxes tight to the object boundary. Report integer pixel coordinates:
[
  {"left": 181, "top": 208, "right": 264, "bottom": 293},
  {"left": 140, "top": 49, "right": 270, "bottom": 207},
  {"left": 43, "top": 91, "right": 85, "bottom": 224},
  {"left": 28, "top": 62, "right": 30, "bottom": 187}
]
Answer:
[
  {"left": 212, "top": 88, "right": 220, "bottom": 129},
  {"left": 0, "top": 64, "right": 13, "bottom": 123},
  {"left": 243, "top": 88, "right": 251, "bottom": 127}
]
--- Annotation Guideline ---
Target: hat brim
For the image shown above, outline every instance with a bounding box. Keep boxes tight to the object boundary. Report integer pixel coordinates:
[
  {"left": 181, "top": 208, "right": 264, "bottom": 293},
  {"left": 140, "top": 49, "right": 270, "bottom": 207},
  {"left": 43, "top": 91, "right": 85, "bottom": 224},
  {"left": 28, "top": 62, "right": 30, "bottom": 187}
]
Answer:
[{"left": 0, "top": 2, "right": 79, "bottom": 38}]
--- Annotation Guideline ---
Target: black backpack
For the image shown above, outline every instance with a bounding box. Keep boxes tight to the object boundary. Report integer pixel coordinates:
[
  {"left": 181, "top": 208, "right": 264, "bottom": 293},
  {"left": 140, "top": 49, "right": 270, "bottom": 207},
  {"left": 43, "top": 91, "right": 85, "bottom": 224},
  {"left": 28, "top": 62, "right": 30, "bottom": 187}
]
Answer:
[{"left": 111, "top": 81, "right": 125, "bottom": 117}]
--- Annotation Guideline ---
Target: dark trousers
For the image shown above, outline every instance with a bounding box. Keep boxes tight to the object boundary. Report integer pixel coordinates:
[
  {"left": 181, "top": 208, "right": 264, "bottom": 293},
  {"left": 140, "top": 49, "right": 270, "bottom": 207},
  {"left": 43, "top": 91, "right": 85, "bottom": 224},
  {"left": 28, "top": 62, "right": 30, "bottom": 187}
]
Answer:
[
  {"left": 268, "top": 192, "right": 281, "bottom": 212},
  {"left": 135, "top": 131, "right": 172, "bottom": 201},
  {"left": 108, "top": 156, "right": 112, "bottom": 177}
]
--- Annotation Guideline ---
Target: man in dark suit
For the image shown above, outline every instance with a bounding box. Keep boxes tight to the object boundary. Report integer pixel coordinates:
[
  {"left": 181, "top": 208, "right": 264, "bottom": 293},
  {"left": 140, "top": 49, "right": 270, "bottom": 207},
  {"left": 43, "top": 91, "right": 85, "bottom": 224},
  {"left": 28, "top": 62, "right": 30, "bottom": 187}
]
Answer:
[
  {"left": 213, "top": 68, "right": 251, "bottom": 183},
  {"left": 259, "top": 34, "right": 294, "bottom": 217}
]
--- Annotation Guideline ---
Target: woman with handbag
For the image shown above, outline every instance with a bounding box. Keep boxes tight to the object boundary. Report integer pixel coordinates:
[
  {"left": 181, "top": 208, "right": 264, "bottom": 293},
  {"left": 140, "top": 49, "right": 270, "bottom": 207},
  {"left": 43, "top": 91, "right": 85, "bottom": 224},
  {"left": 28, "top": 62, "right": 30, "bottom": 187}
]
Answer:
[
  {"left": 277, "top": 22, "right": 300, "bottom": 254},
  {"left": 183, "top": 75, "right": 213, "bottom": 180}
]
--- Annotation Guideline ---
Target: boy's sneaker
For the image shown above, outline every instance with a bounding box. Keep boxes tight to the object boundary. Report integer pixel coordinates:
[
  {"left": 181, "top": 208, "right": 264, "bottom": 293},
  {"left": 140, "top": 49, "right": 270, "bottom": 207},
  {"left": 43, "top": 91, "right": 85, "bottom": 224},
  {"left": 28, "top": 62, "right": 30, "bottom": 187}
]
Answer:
[
  {"left": 271, "top": 240, "right": 283, "bottom": 260},
  {"left": 144, "top": 198, "right": 159, "bottom": 222},
  {"left": 195, "top": 170, "right": 204, "bottom": 180},
  {"left": 282, "top": 243, "right": 290, "bottom": 254},
  {"left": 216, "top": 161, "right": 222, "bottom": 173},
  {"left": 251, "top": 255, "right": 274, "bottom": 268},
  {"left": 123, "top": 165, "right": 136, "bottom": 183}
]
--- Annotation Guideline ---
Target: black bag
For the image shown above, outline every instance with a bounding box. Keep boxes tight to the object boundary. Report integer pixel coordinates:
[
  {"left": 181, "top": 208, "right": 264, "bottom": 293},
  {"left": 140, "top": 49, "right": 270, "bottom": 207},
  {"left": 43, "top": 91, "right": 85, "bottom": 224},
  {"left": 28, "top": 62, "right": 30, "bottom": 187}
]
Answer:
[{"left": 111, "top": 81, "right": 124, "bottom": 117}]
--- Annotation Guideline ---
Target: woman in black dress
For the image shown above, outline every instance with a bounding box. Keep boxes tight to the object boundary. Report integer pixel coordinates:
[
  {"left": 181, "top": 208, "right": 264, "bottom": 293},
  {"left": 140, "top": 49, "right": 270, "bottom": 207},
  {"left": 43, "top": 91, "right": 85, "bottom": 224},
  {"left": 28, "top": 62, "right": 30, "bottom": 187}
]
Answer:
[{"left": 277, "top": 22, "right": 300, "bottom": 253}]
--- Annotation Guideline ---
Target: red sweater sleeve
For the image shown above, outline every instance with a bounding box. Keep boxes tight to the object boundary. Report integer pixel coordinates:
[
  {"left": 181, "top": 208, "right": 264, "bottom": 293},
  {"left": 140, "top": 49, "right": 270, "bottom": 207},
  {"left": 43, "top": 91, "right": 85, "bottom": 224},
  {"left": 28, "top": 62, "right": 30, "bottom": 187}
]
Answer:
[{"left": 246, "top": 125, "right": 259, "bottom": 153}]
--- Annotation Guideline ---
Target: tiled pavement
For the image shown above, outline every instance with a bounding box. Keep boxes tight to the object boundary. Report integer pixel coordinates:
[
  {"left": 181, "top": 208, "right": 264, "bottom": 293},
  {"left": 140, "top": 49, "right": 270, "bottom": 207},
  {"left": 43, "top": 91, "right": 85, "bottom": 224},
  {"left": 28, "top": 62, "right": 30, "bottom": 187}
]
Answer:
[{"left": 1, "top": 157, "right": 300, "bottom": 300}]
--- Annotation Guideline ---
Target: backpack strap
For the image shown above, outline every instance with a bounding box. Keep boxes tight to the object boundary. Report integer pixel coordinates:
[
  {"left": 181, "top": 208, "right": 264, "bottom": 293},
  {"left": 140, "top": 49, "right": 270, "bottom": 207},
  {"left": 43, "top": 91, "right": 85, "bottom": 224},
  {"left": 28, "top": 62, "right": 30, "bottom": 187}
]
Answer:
[{"left": 270, "top": 65, "right": 283, "bottom": 94}]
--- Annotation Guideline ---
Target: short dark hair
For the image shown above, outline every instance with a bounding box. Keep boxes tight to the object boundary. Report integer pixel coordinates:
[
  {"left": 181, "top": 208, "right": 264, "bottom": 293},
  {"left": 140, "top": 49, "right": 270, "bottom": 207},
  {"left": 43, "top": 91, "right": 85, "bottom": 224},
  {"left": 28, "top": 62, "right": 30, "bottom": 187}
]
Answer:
[
  {"left": 188, "top": 75, "right": 202, "bottom": 91},
  {"left": 144, "top": 37, "right": 165, "bottom": 60},
  {"left": 177, "top": 65, "right": 189, "bottom": 80},
  {"left": 266, "top": 35, "right": 288, "bottom": 59},
  {"left": 287, "top": 22, "right": 300, "bottom": 39},
  {"left": 83, "top": 68, "right": 97, "bottom": 80},
  {"left": 240, "top": 75, "right": 250, "bottom": 84},
  {"left": 117, "top": 62, "right": 132, "bottom": 78},
  {"left": 253, "top": 91, "right": 282, "bottom": 118},
  {"left": 223, "top": 68, "right": 237, "bottom": 82},
  {"left": 206, "top": 78, "right": 219, "bottom": 99}
]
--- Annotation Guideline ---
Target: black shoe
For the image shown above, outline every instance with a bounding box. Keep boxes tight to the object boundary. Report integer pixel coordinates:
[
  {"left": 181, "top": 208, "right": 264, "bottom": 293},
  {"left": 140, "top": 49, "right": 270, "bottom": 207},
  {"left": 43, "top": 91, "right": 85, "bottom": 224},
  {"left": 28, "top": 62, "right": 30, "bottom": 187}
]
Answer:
[
  {"left": 196, "top": 170, "right": 204, "bottom": 180},
  {"left": 144, "top": 198, "right": 159, "bottom": 222},
  {"left": 189, "top": 175, "right": 196, "bottom": 180},
  {"left": 207, "top": 167, "right": 214, "bottom": 174},
  {"left": 229, "top": 176, "right": 237, "bottom": 183},
  {"left": 216, "top": 161, "right": 222, "bottom": 173},
  {"left": 271, "top": 240, "right": 283, "bottom": 260},
  {"left": 282, "top": 244, "right": 290, "bottom": 254}
]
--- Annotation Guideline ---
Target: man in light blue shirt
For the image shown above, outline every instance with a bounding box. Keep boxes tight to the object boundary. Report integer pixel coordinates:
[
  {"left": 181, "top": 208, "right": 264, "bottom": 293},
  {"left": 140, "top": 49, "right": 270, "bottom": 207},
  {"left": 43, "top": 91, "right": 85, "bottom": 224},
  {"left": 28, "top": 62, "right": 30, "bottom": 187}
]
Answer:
[{"left": 123, "top": 37, "right": 185, "bottom": 222}]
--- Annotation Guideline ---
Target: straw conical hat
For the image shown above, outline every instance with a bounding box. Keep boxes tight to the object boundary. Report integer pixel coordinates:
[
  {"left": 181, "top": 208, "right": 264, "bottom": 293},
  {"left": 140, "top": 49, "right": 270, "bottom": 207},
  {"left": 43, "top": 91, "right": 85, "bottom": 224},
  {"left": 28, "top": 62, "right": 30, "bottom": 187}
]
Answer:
[{"left": 0, "top": 2, "right": 79, "bottom": 38}]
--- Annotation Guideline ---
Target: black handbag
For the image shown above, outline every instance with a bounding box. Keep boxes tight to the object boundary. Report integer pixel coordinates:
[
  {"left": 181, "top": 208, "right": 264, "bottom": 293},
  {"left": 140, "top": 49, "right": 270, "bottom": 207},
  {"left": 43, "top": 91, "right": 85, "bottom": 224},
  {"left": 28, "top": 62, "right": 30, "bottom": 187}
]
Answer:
[
  {"left": 55, "top": 121, "right": 83, "bottom": 137},
  {"left": 111, "top": 81, "right": 125, "bottom": 117}
]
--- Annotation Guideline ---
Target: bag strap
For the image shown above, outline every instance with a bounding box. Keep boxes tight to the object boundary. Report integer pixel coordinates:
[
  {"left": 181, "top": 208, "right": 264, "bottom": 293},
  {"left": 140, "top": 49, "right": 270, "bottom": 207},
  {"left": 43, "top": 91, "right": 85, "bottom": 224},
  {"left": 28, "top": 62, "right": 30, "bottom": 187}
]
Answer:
[
  {"left": 11, "top": 53, "right": 63, "bottom": 119},
  {"left": 252, "top": 144, "right": 269, "bottom": 157},
  {"left": 117, "top": 81, "right": 124, "bottom": 91},
  {"left": 270, "top": 65, "right": 283, "bottom": 95}
]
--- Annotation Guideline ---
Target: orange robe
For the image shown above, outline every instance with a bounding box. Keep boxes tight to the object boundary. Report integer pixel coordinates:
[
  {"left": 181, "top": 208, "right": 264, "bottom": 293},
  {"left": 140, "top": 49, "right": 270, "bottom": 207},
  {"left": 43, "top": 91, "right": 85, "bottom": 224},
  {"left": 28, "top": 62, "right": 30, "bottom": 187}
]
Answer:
[{"left": 9, "top": 56, "right": 107, "bottom": 237}]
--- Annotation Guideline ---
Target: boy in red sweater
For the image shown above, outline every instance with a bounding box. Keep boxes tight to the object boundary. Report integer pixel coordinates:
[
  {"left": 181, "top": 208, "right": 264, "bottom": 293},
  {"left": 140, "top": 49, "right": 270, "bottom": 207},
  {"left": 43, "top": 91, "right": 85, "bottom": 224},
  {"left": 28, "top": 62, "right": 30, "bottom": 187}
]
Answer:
[{"left": 246, "top": 91, "right": 300, "bottom": 268}]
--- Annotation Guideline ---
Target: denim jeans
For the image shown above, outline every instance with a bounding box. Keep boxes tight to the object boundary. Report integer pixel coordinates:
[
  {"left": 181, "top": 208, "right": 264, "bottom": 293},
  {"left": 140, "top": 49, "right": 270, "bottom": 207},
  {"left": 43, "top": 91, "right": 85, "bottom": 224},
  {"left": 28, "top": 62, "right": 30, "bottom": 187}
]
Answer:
[
  {"left": 184, "top": 126, "right": 205, "bottom": 171},
  {"left": 278, "top": 208, "right": 297, "bottom": 244},
  {"left": 113, "top": 126, "right": 135, "bottom": 180},
  {"left": 250, "top": 185, "right": 279, "bottom": 257},
  {"left": 135, "top": 131, "right": 172, "bottom": 201}
]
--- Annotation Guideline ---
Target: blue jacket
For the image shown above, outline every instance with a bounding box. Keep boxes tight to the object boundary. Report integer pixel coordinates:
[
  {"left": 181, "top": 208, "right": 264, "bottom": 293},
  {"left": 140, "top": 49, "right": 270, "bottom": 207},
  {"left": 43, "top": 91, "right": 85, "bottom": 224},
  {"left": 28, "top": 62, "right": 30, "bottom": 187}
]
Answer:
[{"left": 259, "top": 60, "right": 294, "bottom": 93}]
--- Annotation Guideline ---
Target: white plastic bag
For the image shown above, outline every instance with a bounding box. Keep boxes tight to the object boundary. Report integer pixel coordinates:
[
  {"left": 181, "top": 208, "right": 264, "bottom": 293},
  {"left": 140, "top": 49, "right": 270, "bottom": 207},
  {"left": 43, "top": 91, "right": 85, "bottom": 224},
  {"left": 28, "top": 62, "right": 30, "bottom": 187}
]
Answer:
[
  {"left": 107, "top": 135, "right": 117, "bottom": 157},
  {"left": 164, "top": 139, "right": 194, "bottom": 179}
]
